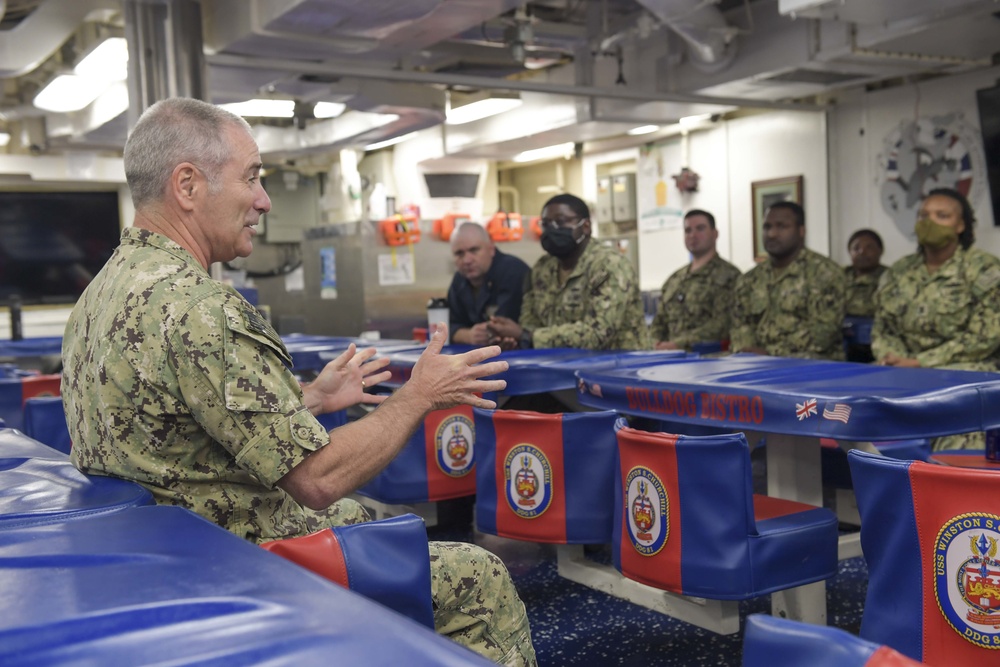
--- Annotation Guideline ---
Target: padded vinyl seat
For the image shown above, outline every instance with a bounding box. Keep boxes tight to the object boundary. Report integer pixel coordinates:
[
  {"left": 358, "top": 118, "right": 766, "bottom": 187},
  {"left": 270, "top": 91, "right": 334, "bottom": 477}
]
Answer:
[
  {"left": 614, "top": 425, "right": 839, "bottom": 600},
  {"left": 849, "top": 450, "right": 1000, "bottom": 665},
  {"left": 356, "top": 406, "right": 477, "bottom": 504},
  {"left": 0, "top": 505, "right": 488, "bottom": 665},
  {"left": 22, "top": 395, "right": 71, "bottom": 454},
  {"left": 743, "top": 615, "right": 926, "bottom": 666},
  {"left": 0, "top": 373, "right": 60, "bottom": 431},
  {"left": 0, "top": 428, "right": 153, "bottom": 527},
  {"left": 262, "top": 513, "right": 435, "bottom": 628},
  {"left": 473, "top": 408, "right": 620, "bottom": 544}
]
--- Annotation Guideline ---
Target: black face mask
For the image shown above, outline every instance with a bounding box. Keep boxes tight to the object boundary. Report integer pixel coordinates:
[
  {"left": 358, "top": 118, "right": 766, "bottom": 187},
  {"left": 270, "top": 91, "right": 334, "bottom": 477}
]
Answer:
[{"left": 541, "top": 226, "right": 581, "bottom": 258}]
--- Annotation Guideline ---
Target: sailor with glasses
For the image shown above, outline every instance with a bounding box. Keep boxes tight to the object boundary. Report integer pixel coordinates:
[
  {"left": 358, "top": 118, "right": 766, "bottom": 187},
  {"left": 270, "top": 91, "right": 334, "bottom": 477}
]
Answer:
[{"left": 487, "top": 194, "right": 650, "bottom": 351}]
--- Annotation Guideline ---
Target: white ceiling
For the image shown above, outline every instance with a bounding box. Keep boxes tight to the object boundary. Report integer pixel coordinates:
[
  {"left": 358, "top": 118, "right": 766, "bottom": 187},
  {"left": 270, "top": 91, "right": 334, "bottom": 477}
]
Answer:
[{"left": 0, "top": 0, "right": 997, "bottom": 162}]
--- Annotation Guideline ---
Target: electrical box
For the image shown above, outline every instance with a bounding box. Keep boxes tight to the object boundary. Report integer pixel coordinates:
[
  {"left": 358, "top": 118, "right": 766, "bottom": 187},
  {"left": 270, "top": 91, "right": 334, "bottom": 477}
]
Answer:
[
  {"left": 596, "top": 177, "right": 613, "bottom": 223},
  {"left": 611, "top": 173, "right": 636, "bottom": 223}
]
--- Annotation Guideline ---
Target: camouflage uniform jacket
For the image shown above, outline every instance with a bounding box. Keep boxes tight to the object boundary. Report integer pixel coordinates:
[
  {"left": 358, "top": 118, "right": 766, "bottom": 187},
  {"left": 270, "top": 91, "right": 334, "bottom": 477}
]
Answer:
[
  {"left": 63, "top": 228, "right": 331, "bottom": 543},
  {"left": 844, "top": 265, "right": 886, "bottom": 318},
  {"left": 731, "top": 248, "right": 847, "bottom": 359},
  {"left": 872, "top": 247, "right": 1000, "bottom": 371},
  {"left": 651, "top": 254, "right": 742, "bottom": 350},
  {"left": 520, "top": 240, "right": 651, "bottom": 350}
]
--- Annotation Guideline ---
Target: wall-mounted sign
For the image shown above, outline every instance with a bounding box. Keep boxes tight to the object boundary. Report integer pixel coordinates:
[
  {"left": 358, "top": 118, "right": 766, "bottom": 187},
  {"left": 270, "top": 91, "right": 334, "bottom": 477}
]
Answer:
[{"left": 877, "top": 112, "right": 987, "bottom": 238}]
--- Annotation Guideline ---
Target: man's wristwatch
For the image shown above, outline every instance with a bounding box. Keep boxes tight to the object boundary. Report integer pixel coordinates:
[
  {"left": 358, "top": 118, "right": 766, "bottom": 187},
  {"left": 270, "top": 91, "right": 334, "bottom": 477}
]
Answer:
[{"left": 519, "top": 329, "right": 534, "bottom": 349}]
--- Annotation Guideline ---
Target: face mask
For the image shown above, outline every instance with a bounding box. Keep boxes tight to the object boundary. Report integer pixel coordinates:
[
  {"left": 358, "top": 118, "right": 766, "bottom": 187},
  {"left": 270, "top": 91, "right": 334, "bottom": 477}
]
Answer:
[
  {"left": 540, "top": 222, "right": 584, "bottom": 258},
  {"left": 915, "top": 217, "right": 958, "bottom": 250}
]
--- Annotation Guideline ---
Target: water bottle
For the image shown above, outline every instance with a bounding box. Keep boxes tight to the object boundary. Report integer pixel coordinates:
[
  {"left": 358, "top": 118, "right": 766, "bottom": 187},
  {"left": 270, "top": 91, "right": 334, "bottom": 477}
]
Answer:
[{"left": 427, "top": 298, "right": 449, "bottom": 336}]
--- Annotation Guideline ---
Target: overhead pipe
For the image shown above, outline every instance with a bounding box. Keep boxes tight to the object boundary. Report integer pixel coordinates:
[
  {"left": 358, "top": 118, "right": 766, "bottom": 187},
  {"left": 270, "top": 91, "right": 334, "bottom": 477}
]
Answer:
[
  {"left": 636, "top": 0, "right": 738, "bottom": 72},
  {"left": 207, "top": 53, "right": 824, "bottom": 113},
  {"left": 0, "top": 0, "right": 120, "bottom": 78},
  {"left": 245, "top": 0, "right": 378, "bottom": 55}
]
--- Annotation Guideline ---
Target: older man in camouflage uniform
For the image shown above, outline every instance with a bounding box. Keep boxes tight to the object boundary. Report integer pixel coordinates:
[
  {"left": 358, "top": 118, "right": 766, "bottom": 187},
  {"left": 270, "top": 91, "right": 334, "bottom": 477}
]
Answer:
[
  {"left": 61, "top": 98, "right": 536, "bottom": 666},
  {"left": 732, "top": 201, "right": 846, "bottom": 359},
  {"left": 487, "top": 193, "right": 650, "bottom": 350},
  {"left": 652, "top": 209, "right": 741, "bottom": 351}
]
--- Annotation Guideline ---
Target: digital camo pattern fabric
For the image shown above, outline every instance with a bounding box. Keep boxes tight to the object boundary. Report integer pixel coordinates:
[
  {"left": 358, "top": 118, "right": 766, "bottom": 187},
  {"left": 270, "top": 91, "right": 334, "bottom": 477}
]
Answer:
[
  {"left": 872, "top": 247, "right": 1000, "bottom": 372},
  {"left": 873, "top": 247, "right": 1000, "bottom": 451},
  {"left": 430, "top": 541, "right": 536, "bottom": 666},
  {"left": 844, "top": 264, "right": 886, "bottom": 318},
  {"left": 63, "top": 228, "right": 536, "bottom": 664},
  {"left": 520, "top": 240, "right": 651, "bottom": 350},
  {"left": 63, "top": 227, "right": 329, "bottom": 543},
  {"left": 651, "top": 255, "right": 742, "bottom": 350},
  {"left": 731, "top": 248, "right": 847, "bottom": 360}
]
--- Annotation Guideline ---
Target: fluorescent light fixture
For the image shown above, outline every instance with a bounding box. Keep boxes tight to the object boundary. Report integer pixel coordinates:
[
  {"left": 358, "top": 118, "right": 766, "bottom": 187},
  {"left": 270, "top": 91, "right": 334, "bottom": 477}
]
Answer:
[
  {"left": 446, "top": 97, "right": 523, "bottom": 125},
  {"left": 627, "top": 125, "right": 659, "bottom": 136},
  {"left": 373, "top": 113, "right": 400, "bottom": 127},
  {"left": 0, "top": 132, "right": 9, "bottom": 147},
  {"left": 512, "top": 142, "right": 574, "bottom": 163},
  {"left": 680, "top": 113, "right": 714, "bottom": 127},
  {"left": 365, "top": 132, "right": 418, "bottom": 151},
  {"left": 75, "top": 37, "right": 128, "bottom": 82},
  {"left": 313, "top": 101, "right": 346, "bottom": 119},
  {"left": 219, "top": 99, "right": 295, "bottom": 118},
  {"left": 34, "top": 74, "right": 104, "bottom": 112}
]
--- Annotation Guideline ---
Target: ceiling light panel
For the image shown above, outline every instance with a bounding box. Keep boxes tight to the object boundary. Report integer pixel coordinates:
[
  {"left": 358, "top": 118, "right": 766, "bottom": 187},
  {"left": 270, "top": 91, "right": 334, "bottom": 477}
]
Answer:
[
  {"left": 34, "top": 75, "right": 104, "bottom": 113},
  {"left": 219, "top": 99, "right": 296, "bottom": 118},
  {"left": 446, "top": 97, "right": 523, "bottom": 125},
  {"left": 75, "top": 37, "right": 129, "bottom": 82}
]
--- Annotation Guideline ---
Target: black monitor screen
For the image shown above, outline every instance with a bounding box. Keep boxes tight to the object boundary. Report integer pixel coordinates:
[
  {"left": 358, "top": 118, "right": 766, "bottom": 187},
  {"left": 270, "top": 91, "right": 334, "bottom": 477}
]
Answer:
[
  {"left": 0, "top": 191, "right": 121, "bottom": 305},
  {"left": 976, "top": 83, "right": 1000, "bottom": 226},
  {"left": 423, "top": 173, "right": 480, "bottom": 199}
]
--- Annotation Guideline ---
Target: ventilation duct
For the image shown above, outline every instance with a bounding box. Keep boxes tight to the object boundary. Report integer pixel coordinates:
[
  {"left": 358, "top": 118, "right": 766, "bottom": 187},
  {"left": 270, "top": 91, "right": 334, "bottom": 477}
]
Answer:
[
  {"left": 637, "top": 0, "right": 737, "bottom": 72},
  {"left": 0, "top": 0, "right": 119, "bottom": 78}
]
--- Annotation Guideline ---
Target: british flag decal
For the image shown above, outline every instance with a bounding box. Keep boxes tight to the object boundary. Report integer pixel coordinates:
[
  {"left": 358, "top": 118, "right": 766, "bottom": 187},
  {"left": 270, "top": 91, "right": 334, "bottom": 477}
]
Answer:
[{"left": 795, "top": 398, "right": 818, "bottom": 421}]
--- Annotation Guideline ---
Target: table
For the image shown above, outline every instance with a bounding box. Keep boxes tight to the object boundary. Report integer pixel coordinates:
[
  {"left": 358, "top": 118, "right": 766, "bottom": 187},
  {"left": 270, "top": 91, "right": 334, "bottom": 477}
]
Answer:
[
  {"left": 0, "top": 505, "right": 488, "bottom": 665},
  {"left": 0, "top": 336, "right": 63, "bottom": 374},
  {"left": 574, "top": 353, "right": 1000, "bottom": 627},
  {"left": 281, "top": 334, "right": 422, "bottom": 375},
  {"left": 381, "top": 346, "right": 686, "bottom": 397},
  {"left": 930, "top": 452, "right": 1000, "bottom": 469}
]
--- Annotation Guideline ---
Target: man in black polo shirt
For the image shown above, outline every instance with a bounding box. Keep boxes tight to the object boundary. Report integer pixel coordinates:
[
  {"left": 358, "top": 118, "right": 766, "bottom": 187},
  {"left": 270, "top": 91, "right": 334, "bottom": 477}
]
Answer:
[{"left": 447, "top": 222, "right": 529, "bottom": 345}]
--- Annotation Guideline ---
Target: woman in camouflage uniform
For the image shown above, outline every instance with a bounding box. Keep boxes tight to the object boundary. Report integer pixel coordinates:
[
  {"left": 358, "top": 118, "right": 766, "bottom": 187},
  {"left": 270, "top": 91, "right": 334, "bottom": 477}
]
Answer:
[
  {"left": 872, "top": 187, "right": 1000, "bottom": 449},
  {"left": 843, "top": 229, "right": 886, "bottom": 362}
]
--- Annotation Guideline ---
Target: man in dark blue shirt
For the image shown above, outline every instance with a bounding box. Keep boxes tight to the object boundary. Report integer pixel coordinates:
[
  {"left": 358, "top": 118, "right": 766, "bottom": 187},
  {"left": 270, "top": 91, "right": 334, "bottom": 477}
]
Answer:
[{"left": 447, "top": 222, "right": 530, "bottom": 345}]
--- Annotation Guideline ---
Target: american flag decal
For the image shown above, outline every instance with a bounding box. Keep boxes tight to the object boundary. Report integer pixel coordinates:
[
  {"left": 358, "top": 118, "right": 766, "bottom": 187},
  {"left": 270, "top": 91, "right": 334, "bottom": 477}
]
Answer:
[
  {"left": 822, "top": 403, "right": 852, "bottom": 424},
  {"left": 795, "top": 398, "right": 818, "bottom": 421}
]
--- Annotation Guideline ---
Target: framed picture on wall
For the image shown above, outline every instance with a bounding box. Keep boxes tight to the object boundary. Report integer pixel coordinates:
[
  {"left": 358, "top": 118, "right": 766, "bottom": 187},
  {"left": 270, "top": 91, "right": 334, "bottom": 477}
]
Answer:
[{"left": 751, "top": 175, "right": 804, "bottom": 260}]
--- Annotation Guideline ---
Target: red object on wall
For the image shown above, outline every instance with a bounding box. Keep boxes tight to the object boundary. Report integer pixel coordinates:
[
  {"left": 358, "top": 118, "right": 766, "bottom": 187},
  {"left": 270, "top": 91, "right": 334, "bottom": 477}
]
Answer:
[
  {"left": 379, "top": 214, "right": 420, "bottom": 246},
  {"left": 485, "top": 211, "right": 523, "bottom": 242},
  {"left": 432, "top": 213, "right": 471, "bottom": 241}
]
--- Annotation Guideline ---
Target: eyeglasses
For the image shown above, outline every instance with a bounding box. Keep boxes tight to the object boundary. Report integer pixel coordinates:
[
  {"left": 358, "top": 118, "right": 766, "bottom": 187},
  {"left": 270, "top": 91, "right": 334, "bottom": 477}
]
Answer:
[{"left": 540, "top": 216, "right": 585, "bottom": 230}]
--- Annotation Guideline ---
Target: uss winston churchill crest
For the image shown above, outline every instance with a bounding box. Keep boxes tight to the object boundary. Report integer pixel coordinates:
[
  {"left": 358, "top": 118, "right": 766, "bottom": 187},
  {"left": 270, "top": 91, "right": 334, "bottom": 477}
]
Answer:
[
  {"left": 934, "top": 512, "right": 1000, "bottom": 649},
  {"left": 435, "top": 414, "right": 474, "bottom": 477},
  {"left": 504, "top": 444, "right": 553, "bottom": 519},
  {"left": 625, "top": 466, "right": 668, "bottom": 556}
]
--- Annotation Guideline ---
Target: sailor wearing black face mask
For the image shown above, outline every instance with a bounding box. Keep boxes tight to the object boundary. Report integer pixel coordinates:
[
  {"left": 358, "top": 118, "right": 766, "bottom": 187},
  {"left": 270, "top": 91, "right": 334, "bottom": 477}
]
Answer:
[{"left": 487, "top": 193, "right": 650, "bottom": 351}]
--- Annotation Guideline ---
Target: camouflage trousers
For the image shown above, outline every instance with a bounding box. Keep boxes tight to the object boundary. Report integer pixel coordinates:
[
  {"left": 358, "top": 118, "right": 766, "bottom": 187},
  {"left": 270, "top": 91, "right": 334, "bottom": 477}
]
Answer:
[
  {"left": 304, "top": 499, "right": 537, "bottom": 666},
  {"left": 932, "top": 431, "right": 985, "bottom": 451}
]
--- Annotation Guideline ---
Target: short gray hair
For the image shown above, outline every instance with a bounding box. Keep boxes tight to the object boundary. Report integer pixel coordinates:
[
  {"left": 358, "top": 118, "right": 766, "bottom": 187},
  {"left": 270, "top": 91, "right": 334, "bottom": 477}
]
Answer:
[{"left": 124, "top": 97, "right": 252, "bottom": 209}]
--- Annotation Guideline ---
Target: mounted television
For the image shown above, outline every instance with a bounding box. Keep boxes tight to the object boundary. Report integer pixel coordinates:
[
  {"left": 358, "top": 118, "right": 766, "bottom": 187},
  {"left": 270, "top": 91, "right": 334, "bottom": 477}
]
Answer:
[
  {"left": 423, "top": 173, "right": 480, "bottom": 198},
  {"left": 0, "top": 191, "right": 122, "bottom": 305},
  {"left": 976, "top": 81, "right": 1000, "bottom": 225}
]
